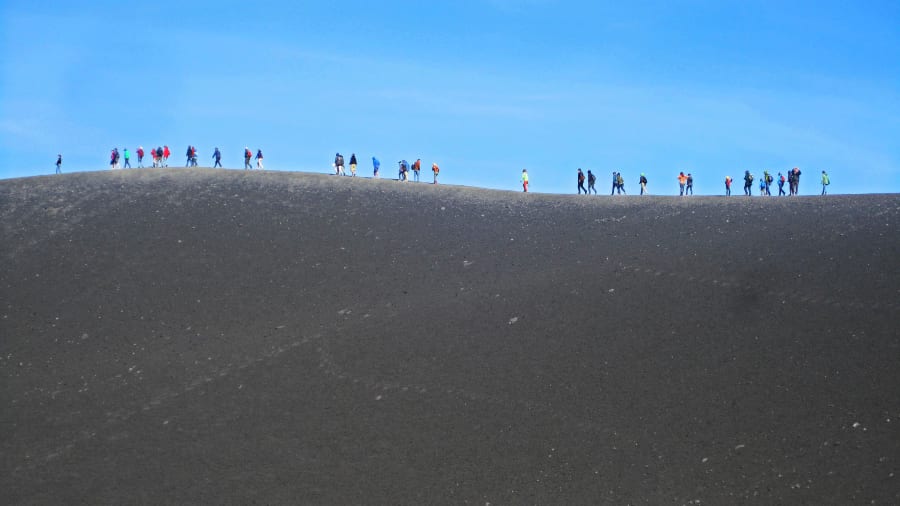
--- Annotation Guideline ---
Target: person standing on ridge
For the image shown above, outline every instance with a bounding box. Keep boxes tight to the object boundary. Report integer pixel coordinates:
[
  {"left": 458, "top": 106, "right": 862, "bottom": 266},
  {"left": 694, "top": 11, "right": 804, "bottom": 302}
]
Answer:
[
  {"left": 372, "top": 156, "right": 380, "bottom": 177},
  {"left": 686, "top": 173, "right": 694, "bottom": 195},
  {"left": 521, "top": 169, "right": 529, "bottom": 192},
  {"left": 743, "top": 171, "right": 753, "bottom": 196},
  {"left": 137, "top": 146, "right": 144, "bottom": 168},
  {"left": 185, "top": 146, "right": 193, "bottom": 167},
  {"left": 778, "top": 172, "right": 786, "bottom": 196},
  {"left": 791, "top": 167, "right": 802, "bottom": 195},
  {"left": 678, "top": 172, "right": 687, "bottom": 196},
  {"left": 349, "top": 153, "right": 358, "bottom": 177},
  {"left": 123, "top": 147, "right": 131, "bottom": 168},
  {"left": 255, "top": 149, "right": 264, "bottom": 170},
  {"left": 724, "top": 175, "right": 732, "bottom": 196},
  {"left": 765, "top": 171, "right": 774, "bottom": 195},
  {"left": 413, "top": 159, "right": 422, "bottom": 182},
  {"left": 213, "top": 147, "right": 222, "bottom": 168},
  {"left": 55, "top": 154, "right": 62, "bottom": 174},
  {"left": 191, "top": 146, "right": 198, "bottom": 167},
  {"left": 162, "top": 145, "right": 170, "bottom": 167},
  {"left": 639, "top": 173, "right": 648, "bottom": 195},
  {"left": 587, "top": 170, "right": 597, "bottom": 194},
  {"left": 577, "top": 169, "right": 587, "bottom": 194},
  {"left": 156, "top": 146, "right": 164, "bottom": 168},
  {"left": 759, "top": 176, "right": 767, "bottom": 196},
  {"left": 610, "top": 171, "right": 618, "bottom": 195},
  {"left": 432, "top": 162, "right": 440, "bottom": 184},
  {"left": 334, "top": 153, "right": 345, "bottom": 175},
  {"left": 821, "top": 170, "right": 830, "bottom": 195},
  {"left": 244, "top": 147, "right": 253, "bottom": 170}
]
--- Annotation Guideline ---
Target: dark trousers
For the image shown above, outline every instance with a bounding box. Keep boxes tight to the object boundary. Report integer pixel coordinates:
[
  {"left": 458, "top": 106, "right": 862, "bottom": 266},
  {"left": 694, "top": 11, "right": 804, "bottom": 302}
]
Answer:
[
  {"left": 725, "top": 186, "right": 730, "bottom": 196},
  {"left": 578, "top": 182, "right": 587, "bottom": 194},
  {"left": 123, "top": 159, "right": 131, "bottom": 168},
  {"left": 214, "top": 159, "right": 222, "bottom": 168},
  {"left": 588, "top": 182, "right": 596, "bottom": 194}
]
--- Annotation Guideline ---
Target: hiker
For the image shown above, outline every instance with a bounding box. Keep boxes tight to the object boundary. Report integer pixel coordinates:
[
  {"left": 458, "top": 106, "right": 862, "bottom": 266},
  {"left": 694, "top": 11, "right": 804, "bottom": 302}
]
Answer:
[
  {"left": 334, "top": 153, "right": 345, "bottom": 175},
  {"left": 759, "top": 176, "right": 767, "bottom": 196},
  {"left": 412, "top": 159, "right": 421, "bottom": 182},
  {"left": 185, "top": 145, "right": 192, "bottom": 167},
  {"left": 255, "top": 149, "right": 264, "bottom": 169},
  {"left": 678, "top": 172, "right": 687, "bottom": 196},
  {"left": 137, "top": 146, "right": 144, "bottom": 167},
  {"left": 743, "top": 170, "right": 753, "bottom": 196},
  {"left": 398, "top": 160, "right": 409, "bottom": 181},
  {"left": 349, "top": 153, "right": 357, "bottom": 177},
  {"left": 110, "top": 148, "right": 118, "bottom": 169},
  {"left": 777, "top": 172, "right": 786, "bottom": 196},
  {"left": 244, "top": 147, "right": 253, "bottom": 170},
  {"left": 587, "top": 170, "right": 597, "bottom": 194},
  {"left": 610, "top": 172, "right": 618, "bottom": 195},
  {"left": 372, "top": 156, "right": 380, "bottom": 177},
  {"left": 213, "top": 147, "right": 222, "bottom": 168},
  {"left": 765, "top": 171, "right": 774, "bottom": 195},
  {"left": 724, "top": 176, "right": 732, "bottom": 196},
  {"left": 156, "top": 146, "right": 164, "bottom": 168},
  {"left": 122, "top": 148, "right": 131, "bottom": 168},
  {"left": 55, "top": 154, "right": 62, "bottom": 174},
  {"left": 791, "top": 167, "right": 802, "bottom": 195},
  {"left": 521, "top": 169, "right": 529, "bottom": 192},
  {"left": 163, "top": 145, "right": 170, "bottom": 166},
  {"left": 616, "top": 172, "right": 626, "bottom": 194},
  {"left": 821, "top": 170, "right": 830, "bottom": 195},
  {"left": 577, "top": 169, "right": 587, "bottom": 194},
  {"left": 639, "top": 173, "right": 648, "bottom": 195},
  {"left": 432, "top": 162, "right": 440, "bottom": 184},
  {"left": 191, "top": 146, "right": 198, "bottom": 167},
  {"left": 685, "top": 173, "right": 693, "bottom": 195}
]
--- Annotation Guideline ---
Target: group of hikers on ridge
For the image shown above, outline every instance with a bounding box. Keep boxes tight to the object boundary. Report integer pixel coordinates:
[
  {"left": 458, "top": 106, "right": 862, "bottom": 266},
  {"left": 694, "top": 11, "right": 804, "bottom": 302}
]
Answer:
[
  {"left": 333, "top": 153, "right": 441, "bottom": 184},
  {"left": 98, "top": 146, "right": 265, "bottom": 170},
  {"left": 571, "top": 168, "right": 831, "bottom": 196}
]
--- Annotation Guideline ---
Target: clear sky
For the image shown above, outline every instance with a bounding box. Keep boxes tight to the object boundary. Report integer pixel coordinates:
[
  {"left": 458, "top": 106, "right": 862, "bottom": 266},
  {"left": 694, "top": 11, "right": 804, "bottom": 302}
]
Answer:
[{"left": 1, "top": 0, "right": 898, "bottom": 195}]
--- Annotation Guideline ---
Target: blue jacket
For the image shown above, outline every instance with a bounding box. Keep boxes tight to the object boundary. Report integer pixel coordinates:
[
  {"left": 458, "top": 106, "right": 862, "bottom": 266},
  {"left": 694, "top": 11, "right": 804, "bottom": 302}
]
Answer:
[{"left": 372, "top": 157, "right": 380, "bottom": 169}]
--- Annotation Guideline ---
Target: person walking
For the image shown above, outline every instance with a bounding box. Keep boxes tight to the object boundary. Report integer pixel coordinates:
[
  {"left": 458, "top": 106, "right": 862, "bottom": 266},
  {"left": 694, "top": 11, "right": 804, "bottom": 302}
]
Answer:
[
  {"left": 255, "top": 149, "right": 264, "bottom": 169},
  {"left": 413, "top": 159, "right": 421, "bottom": 182},
  {"left": 244, "top": 147, "right": 253, "bottom": 170},
  {"left": 349, "top": 153, "right": 358, "bottom": 177},
  {"left": 191, "top": 146, "right": 198, "bottom": 167},
  {"left": 185, "top": 145, "right": 193, "bottom": 167},
  {"left": 521, "top": 169, "right": 529, "bottom": 192},
  {"left": 577, "top": 168, "right": 588, "bottom": 194},
  {"left": 610, "top": 171, "right": 618, "bottom": 195},
  {"left": 821, "top": 170, "right": 830, "bottom": 195},
  {"left": 639, "top": 173, "right": 648, "bottom": 195},
  {"left": 213, "top": 147, "right": 222, "bottom": 168},
  {"left": 156, "top": 146, "right": 164, "bottom": 168},
  {"left": 685, "top": 173, "right": 693, "bottom": 195},
  {"left": 432, "top": 162, "right": 440, "bottom": 184},
  {"left": 616, "top": 172, "right": 626, "bottom": 194},
  {"left": 791, "top": 167, "right": 802, "bottom": 195},
  {"left": 587, "top": 170, "right": 597, "bottom": 194},
  {"left": 765, "top": 171, "right": 774, "bottom": 195},
  {"left": 334, "top": 153, "right": 345, "bottom": 175},
  {"left": 122, "top": 148, "right": 131, "bottom": 168},
  {"left": 372, "top": 156, "right": 380, "bottom": 177},
  {"left": 777, "top": 172, "right": 786, "bottom": 196},
  {"left": 110, "top": 148, "right": 118, "bottom": 169},
  {"left": 759, "top": 176, "right": 767, "bottom": 196},
  {"left": 724, "top": 175, "right": 732, "bottom": 196},
  {"left": 137, "top": 146, "right": 144, "bottom": 168},
  {"left": 743, "top": 170, "right": 753, "bottom": 196},
  {"left": 678, "top": 172, "right": 687, "bottom": 196},
  {"left": 398, "top": 160, "right": 408, "bottom": 181},
  {"left": 163, "top": 145, "right": 170, "bottom": 167},
  {"left": 55, "top": 154, "right": 62, "bottom": 174}
]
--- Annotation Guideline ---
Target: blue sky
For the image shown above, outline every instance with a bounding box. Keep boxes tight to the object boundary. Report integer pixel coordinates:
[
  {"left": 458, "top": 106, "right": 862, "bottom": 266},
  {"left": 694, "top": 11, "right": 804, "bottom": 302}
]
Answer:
[{"left": 1, "top": 0, "right": 898, "bottom": 195}]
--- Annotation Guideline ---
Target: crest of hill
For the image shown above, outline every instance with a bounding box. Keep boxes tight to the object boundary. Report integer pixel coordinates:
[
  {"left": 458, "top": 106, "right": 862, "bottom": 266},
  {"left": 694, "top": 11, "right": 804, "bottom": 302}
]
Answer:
[{"left": 1, "top": 169, "right": 899, "bottom": 504}]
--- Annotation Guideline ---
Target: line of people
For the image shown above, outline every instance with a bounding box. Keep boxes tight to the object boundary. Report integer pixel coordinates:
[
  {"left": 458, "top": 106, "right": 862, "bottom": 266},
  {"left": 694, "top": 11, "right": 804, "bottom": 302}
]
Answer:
[
  {"left": 333, "top": 153, "right": 441, "bottom": 184},
  {"left": 731, "top": 168, "right": 830, "bottom": 196},
  {"left": 99, "top": 146, "right": 264, "bottom": 170},
  {"left": 574, "top": 170, "right": 650, "bottom": 195}
]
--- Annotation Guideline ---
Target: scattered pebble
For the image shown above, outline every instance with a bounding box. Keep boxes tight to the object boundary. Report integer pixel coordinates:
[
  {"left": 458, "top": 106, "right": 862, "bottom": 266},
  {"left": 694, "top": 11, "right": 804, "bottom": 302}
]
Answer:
[{"left": 508, "top": 317, "right": 519, "bottom": 325}]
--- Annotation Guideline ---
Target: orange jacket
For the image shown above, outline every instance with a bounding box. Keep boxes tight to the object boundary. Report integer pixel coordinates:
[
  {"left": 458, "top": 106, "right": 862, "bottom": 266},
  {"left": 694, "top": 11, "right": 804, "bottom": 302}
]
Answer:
[{"left": 678, "top": 174, "right": 688, "bottom": 184}]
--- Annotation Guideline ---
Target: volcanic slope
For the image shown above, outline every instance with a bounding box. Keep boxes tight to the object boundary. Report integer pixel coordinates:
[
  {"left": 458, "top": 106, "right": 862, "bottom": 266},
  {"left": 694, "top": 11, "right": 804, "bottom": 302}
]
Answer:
[{"left": 1, "top": 169, "right": 899, "bottom": 504}]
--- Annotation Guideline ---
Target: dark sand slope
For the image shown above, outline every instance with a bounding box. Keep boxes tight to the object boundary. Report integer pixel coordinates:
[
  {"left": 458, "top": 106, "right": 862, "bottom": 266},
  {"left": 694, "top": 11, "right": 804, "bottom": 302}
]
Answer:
[{"left": 1, "top": 169, "right": 898, "bottom": 504}]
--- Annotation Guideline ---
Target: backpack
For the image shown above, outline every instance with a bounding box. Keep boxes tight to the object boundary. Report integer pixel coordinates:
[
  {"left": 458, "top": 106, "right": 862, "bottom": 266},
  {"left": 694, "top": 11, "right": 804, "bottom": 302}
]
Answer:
[
  {"left": 578, "top": 172, "right": 585, "bottom": 182},
  {"left": 588, "top": 173, "right": 595, "bottom": 183},
  {"left": 748, "top": 174, "right": 754, "bottom": 182},
  {"left": 640, "top": 175, "right": 647, "bottom": 184},
  {"left": 780, "top": 175, "right": 786, "bottom": 184},
  {"left": 766, "top": 174, "right": 773, "bottom": 184}
]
